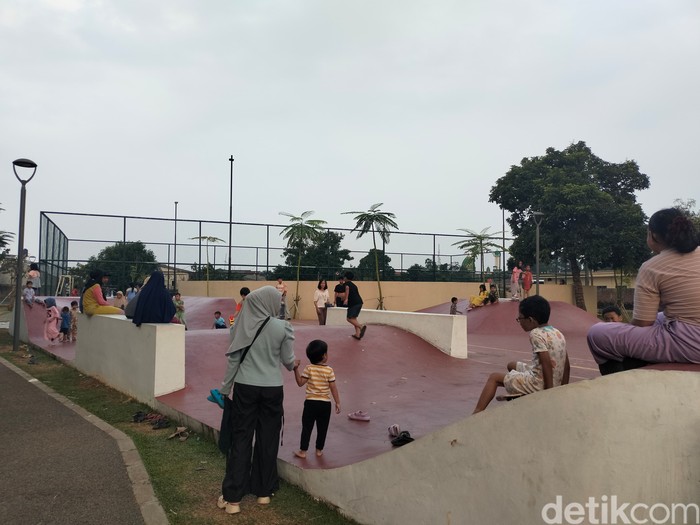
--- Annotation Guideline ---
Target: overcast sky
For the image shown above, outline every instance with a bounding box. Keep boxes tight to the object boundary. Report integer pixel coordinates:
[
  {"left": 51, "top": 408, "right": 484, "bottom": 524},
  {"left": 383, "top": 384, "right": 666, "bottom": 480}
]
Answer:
[{"left": 1, "top": 1, "right": 699, "bottom": 269}]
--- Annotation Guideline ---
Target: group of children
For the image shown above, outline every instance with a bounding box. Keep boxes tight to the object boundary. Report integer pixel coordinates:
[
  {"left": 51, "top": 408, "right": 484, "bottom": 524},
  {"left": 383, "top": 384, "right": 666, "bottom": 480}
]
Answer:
[
  {"left": 42, "top": 298, "right": 79, "bottom": 345},
  {"left": 212, "top": 287, "right": 251, "bottom": 329}
]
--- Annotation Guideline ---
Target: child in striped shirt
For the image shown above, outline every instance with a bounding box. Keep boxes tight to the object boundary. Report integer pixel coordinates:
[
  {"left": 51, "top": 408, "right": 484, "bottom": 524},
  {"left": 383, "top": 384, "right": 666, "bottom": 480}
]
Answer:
[{"left": 293, "top": 339, "right": 341, "bottom": 458}]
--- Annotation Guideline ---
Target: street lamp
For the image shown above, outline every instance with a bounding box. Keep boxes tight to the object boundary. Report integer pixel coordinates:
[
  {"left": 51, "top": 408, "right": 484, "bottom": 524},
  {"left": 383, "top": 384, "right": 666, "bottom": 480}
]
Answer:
[
  {"left": 228, "top": 155, "right": 234, "bottom": 280},
  {"left": 173, "top": 201, "right": 178, "bottom": 291},
  {"left": 532, "top": 211, "right": 544, "bottom": 296},
  {"left": 12, "top": 158, "right": 37, "bottom": 353}
]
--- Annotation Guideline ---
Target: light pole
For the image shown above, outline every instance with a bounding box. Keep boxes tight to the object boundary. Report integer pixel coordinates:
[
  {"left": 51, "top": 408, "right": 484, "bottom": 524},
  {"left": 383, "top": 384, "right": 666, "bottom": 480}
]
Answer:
[
  {"left": 228, "top": 155, "right": 234, "bottom": 280},
  {"left": 173, "top": 201, "right": 178, "bottom": 291},
  {"left": 12, "top": 158, "right": 37, "bottom": 353},
  {"left": 532, "top": 211, "right": 544, "bottom": 296}
]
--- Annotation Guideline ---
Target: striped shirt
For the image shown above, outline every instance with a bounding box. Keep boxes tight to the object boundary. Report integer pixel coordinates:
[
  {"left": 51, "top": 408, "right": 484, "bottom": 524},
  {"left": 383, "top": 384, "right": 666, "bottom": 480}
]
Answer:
[
  {"left": 633, "top": 247, "right": 700, "bottom": 326},
  {"left": 301, "top": 364, "right": 336, "bottom": 402}
]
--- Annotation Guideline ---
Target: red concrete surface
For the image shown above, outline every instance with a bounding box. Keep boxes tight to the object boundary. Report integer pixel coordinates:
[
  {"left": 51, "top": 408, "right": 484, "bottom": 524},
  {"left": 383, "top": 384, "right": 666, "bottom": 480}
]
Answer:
[{"left": 25, "top": 295, "right": 661, "bottom": 471}]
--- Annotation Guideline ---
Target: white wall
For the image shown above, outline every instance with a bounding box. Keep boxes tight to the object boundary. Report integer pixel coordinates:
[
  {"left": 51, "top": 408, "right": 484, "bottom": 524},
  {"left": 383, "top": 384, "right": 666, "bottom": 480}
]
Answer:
[{"left": 73, "top": 313, "right": 185, "bottom": 405}]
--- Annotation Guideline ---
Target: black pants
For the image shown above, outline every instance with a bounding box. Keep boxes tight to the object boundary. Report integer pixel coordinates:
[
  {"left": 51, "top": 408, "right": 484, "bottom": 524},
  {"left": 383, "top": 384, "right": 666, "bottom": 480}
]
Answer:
[
  {"left": 299, "top": 399, "right": 331, "bottom": 451},
  {"left": 222, "top": 383, "right": 284, "bottom": 502}
]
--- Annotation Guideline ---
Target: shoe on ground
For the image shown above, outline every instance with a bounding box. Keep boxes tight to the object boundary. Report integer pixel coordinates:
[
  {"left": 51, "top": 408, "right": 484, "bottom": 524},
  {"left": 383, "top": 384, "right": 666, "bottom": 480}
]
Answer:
[
  {"left": 257, "top": 496, "right": 271, "bottom": 505},
  {"left": 218, "top": 495, "right": 240, "bottom": 514},
  {"left": 347, "top": 410, "right": 370, "bottom": 421}
]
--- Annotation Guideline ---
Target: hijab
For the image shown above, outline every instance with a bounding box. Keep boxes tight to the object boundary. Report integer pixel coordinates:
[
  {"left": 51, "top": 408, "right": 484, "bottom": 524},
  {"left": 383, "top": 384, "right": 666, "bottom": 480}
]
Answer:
[
  {"left": 132, "top": 271, "right": 176, "bottom": 327},
  {"left": 227, "top": 286, "right": 280, "bottom": 355},
  {"left": 82, "top": 270, "right": 103, "bottom": 295},
  {"left": 44, "top": 297, "right": 57, "bottom": 309}
]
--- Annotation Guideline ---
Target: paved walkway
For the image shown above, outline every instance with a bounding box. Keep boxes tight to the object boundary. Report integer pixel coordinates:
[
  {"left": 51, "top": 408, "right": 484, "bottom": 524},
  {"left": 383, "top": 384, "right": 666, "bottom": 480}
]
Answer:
[{"left": 0, "top": 357, "right": 167, "bottom": 525}]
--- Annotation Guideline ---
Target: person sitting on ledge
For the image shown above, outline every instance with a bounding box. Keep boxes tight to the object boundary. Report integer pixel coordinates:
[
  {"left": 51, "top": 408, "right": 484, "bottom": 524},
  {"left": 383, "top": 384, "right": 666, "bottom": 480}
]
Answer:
[
  {"left": 587, "top": 207, "right": 700, "bottom": 375},
  {"left": 468, "top": 284, "right": 489, "bottom": 309},
  {"left": 473, "top": 296, "right": 570, "bottom": 413},
  {"left": 80, "top": 270, "right": 124, "bottom": 315},
  {"left": 132, "top": 271, "right": 177, "bottom": 327}
]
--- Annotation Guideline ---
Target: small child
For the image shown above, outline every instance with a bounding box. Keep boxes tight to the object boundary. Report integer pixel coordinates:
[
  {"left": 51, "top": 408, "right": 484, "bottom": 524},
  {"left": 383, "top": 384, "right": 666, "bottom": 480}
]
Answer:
[
  {"left": 43, "top": 298, "right": 62, "bottom": 345},
  {"left": 231, "top": 287, "right": 251, "bottom": 323},
  {"left": 601, "top": 305, "right": 623, "bottom": 323},
  {"left": 293, "top": 339, "right": 341, "bottom": 458},
  {"left": 23, "top": 281, "right": 35, "bottom": 308},
  {"left": 472, "top": 296, "right": 570, "bottom": 413},
  {"left": 449, "top": 297, "right": 462, "bottom": 315},
  {"left": 59, "top": 306, "right": 71, "bottom": 342},
  {"left": 522, "top": 265, "right": 533, "bottom": 298},
  {"left": 70, "top": 300, "right": 79, "bottom": 342},
  {"left": 213, "top": 311, "right": 227, "bottom": 329},
  {"left": 483, "top": 284, "right": 500, "bottom": 305},
  {"left": 468, "top": 284, "right": 488, "bottom": 308}
]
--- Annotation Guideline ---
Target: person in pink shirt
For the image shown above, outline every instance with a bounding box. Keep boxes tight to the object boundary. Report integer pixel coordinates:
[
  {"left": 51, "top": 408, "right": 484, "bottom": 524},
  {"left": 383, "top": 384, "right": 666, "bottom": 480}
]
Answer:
[{"left": 587, "top": 208, "right": 700, "bottom": 374}]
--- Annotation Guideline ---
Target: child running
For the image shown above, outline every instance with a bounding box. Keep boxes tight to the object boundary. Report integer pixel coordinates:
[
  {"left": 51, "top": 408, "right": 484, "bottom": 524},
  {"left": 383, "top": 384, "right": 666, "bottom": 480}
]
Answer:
[
  {"left": 472, "top": 296, "right": 570, "bottom": 413},
  {"left": 59, "top": 306, "right": 71, "bottom": 342},
  {"left": 293, "top": 339, "right": 341, "bottom": 458}
]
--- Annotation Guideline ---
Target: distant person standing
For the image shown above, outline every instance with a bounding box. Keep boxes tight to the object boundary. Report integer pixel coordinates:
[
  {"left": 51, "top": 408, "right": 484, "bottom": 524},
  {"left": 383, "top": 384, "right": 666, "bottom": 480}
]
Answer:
[
  {"left": 232, "top": 287, "right": 251, "bottom": 322},
  {"left": 173, "top": 292, "right": 187, "bottom": 328},
  {"left": 275, "top": 278, "right": 288, "bottom": 320},
  {"left": 313, "top": 280, "right": 330, "bottom": 326},
  {"left": 27, "top": 262, "right": 41, "bottom": 294},
  {"left": 125, "top": 283, "right": 138, "bottom": 302},
  {"left": 522, "top": 265, "right": 533, "bottom": 298},
  {"left": 510, "top": 263, "right": 523, "bottom": 300},
  {"left": 333, "top": 277, "right": 346, "bottom": 307},
  {"left": 342, "top": 271, "right": 365, "bottom": 340}
]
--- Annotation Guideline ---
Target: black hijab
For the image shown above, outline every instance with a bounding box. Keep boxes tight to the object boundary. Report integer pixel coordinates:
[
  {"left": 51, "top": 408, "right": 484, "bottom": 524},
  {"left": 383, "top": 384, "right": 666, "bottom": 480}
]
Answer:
[{"left": 132, "top": 271, "right": 176, "bottom": 327}]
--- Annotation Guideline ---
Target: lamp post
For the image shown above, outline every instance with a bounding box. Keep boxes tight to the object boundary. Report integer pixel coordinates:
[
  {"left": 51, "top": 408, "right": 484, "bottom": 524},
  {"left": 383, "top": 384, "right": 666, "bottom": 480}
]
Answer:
[
  {"left": 12, "top": 158, "right": 37, "bottom": 353},
  {"left": 532, "top": 211, "right": 544, "bottom": 296},
  {"left": 173, "top": 201, "right": 178, "bottom": 291},
  {"left": 228, "top": 155, "right": 234, "bottom": 280}
]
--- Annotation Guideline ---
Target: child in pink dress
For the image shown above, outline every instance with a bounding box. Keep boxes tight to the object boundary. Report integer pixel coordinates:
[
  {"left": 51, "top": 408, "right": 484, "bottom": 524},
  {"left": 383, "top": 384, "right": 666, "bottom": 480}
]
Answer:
[{"left": 43, "top": 298, "right": 62, "bottom": 345}]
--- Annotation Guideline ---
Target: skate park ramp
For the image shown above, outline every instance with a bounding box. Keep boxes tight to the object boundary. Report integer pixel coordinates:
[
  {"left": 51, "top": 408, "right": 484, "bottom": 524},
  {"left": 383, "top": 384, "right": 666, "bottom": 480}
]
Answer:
[{"left": 15, "top": 296, "right": 700, "bottom": 524}]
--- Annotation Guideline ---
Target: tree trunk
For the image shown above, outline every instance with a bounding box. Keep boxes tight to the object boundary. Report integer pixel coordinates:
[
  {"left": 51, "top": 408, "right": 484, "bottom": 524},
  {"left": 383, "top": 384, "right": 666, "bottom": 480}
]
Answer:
[
  {"left": 292, "top": 250, "right": 301, "bottom": 319},
  {"left": 569, "top": 257, "right": 587, "bottom": 311},
  {"left": 372, "top": 230, "right": 384, "bottom": 310}
]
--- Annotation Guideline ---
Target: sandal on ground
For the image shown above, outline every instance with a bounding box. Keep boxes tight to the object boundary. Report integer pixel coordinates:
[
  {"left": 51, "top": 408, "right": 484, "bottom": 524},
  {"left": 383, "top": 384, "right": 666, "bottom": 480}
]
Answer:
[
  {"left": 496, "top": 394, "right": 524, "bottom": 402},
  {"left": 351, "top": 335, "right": 361, "bottom": 340},
  {"left": 151, "top": 417, "right": 171, "bottom": 430},
  {"left": 167, "top": 426, "right": 189, "bottom": 441},
  {"left": 359, "top": 324, "right": 367, "bottom": 339},
  {"left": 207, "top": 388, "right": 226, "bottom": 409},
  {"left": 347, "top": 410, "right": 370, "bottom": 421},
  {"left": 388, "top": 424, "right": 401, "bottom": 438},
  {"left": 391, "top": 430, "right": 414, "bottom": 447}
]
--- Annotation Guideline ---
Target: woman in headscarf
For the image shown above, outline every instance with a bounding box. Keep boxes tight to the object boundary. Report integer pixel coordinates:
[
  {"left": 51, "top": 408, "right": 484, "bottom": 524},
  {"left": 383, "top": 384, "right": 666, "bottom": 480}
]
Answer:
[
  {"left": 43, "top": 297, "right": 61, "bottom": 344},
  {"left": 217, "top": 286, "right": 297, "bottom": 516},
  {"left": 131, "top": 271, "right": 177, "bottom": 327},
  {"left": 81, "top": 270, "right": 123, "bottom": 315}
]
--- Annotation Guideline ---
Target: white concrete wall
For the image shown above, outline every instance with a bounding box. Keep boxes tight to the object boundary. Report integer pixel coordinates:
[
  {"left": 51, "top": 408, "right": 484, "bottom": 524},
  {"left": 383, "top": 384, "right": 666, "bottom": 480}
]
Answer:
[
  {"left": 73, "top": 313, "right": 185, "bottom": 405},
  {"left": 326, "top": 307, "right": 468, "bottom": 358},
  {"left": 280, "top": 370, "right": 700, "bottom": 525}
]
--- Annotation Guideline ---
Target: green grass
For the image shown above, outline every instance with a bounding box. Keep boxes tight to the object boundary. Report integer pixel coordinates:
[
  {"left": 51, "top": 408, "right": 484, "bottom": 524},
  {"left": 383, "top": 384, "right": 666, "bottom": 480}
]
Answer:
[{"left": 0, "top": 330, "right": 357, "bottom": 525}]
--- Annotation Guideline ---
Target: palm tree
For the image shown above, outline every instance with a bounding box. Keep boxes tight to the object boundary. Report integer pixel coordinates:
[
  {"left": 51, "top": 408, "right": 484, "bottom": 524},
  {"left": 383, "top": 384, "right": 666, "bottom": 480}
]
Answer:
[
  {"left": 452, "top": 227, "right": 503, "bottom": 282},
  {"left": 343, "top": 203, "right": 398, "bottom": 310},
  {"left": 0, "top": 203, "right": 13, "bottom": 252},
  {"left": 190, "top": 235, "right": 225, "bottom": 296},
  {"left": 279, "top": 211, "right": 327, "bottom": 319}
]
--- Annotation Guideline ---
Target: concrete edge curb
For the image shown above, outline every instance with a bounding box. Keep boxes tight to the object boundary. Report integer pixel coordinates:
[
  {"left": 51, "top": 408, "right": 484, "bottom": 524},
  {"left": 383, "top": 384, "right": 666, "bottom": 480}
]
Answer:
[{"left": 0, "top": 356, "right": 170, "bottom": 525}]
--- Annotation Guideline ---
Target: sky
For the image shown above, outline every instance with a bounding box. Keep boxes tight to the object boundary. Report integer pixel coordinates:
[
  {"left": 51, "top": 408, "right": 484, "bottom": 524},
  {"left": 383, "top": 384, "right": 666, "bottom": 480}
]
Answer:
[{"left": 1, "top": 1, "right": 699, "bottom": 271}]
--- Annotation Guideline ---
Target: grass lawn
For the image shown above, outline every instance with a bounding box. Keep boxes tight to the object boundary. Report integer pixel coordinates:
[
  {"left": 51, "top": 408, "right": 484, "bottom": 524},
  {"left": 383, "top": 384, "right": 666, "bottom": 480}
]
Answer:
[{"left": 0, "top": 330, "right": 358, "bottom": 525}]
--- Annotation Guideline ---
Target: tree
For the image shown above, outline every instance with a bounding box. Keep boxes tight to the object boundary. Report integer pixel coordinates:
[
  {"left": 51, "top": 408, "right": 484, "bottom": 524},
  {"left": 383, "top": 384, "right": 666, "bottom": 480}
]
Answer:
[
  {"left": 357, "top": 249, "right": 395, "bottom": 282},
  {"left": 82, "top": 241, "right": 158, "bottom": 293},
  {"left": 190, "top": 236, "right": 225, "bottom": 296},
  {"left": 489, "top": 141, "right": 649, "bottom": 310},
  {"left": 452, "top": 227, "right": 503, "bottom": 282},
  {"left": 674, "top": 198, "right": 700, "bottom": 230},
  {"left": 0, "top": 203, "right": 13, "bottom": 254},
  {"left": 279, "top": 211, "right": 327, "bottom": 319},
  {"left": 273, "top": 230, "right": 352, "bottom": 281},
  {"left": 343, "top": 203, "right": 398, "bottom": 310}
]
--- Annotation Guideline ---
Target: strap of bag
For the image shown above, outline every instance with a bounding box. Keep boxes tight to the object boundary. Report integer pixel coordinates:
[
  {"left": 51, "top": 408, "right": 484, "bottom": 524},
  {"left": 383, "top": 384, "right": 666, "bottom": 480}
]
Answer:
[{"left": 239, "top": 316, "right": 271, "bottom": 365}]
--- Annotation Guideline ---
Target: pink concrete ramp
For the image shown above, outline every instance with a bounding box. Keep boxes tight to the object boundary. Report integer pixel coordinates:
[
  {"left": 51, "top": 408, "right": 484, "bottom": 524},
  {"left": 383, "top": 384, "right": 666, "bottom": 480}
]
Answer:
[{"left": 24, "top": 296, "right": 602, "bottom": 470}]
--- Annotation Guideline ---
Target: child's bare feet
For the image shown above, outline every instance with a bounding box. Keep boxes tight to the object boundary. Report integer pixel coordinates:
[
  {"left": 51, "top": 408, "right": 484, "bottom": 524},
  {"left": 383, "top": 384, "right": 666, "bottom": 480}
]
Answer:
[
  {"left": 315, "top": 449, "right": 323, "bottom": 457},
  {"left": 294, "top": 450, "right": 306, "bottom": 458}
]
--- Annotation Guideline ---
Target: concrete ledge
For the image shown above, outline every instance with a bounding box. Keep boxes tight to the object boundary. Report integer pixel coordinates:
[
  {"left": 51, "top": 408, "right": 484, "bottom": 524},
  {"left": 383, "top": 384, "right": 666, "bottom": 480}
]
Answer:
[
  {"left": 326, "top": 307, "right": 467, "bottom": 358},
  {"left": 279, "top": 370, "right": 700, "bottom": 525},
  {"left": 73, "top": 313, "right": 185, "bottom": 405}
]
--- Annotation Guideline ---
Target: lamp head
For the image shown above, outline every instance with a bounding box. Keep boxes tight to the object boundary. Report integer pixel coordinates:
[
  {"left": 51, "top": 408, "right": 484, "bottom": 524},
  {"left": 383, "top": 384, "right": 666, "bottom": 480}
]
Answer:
[{"left": 13, "top": 158, "right": 38, "bottom": 183}]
